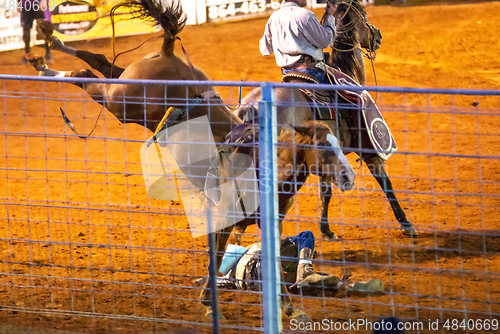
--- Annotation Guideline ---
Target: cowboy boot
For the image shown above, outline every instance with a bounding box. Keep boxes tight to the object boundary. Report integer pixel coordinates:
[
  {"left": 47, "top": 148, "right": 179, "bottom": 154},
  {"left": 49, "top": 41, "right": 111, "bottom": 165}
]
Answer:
[{"left": 292, "top": 248, "right": 338, "bottom": 288}]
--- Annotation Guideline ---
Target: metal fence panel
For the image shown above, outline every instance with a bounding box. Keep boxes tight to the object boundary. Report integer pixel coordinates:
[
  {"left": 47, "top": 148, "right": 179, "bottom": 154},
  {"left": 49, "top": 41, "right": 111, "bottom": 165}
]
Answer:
[{"left": 1, "top": 75, "right": 500, "bottom": 333}]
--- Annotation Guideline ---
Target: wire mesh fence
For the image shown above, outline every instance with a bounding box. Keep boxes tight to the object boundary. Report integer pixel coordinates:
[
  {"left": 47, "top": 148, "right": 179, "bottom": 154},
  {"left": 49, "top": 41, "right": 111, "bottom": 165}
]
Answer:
[{"left": 1, "top": 75, "right": 500, "bottom": 333}]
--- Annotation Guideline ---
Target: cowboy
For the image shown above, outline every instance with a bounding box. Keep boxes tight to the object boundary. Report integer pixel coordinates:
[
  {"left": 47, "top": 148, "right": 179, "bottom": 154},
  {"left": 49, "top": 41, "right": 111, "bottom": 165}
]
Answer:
[
  {"left": 259, "top": 0, "right": 336, "bottom": 84},
  {"left": 215, "top": 230, "right": 384, "bottom": 293}
]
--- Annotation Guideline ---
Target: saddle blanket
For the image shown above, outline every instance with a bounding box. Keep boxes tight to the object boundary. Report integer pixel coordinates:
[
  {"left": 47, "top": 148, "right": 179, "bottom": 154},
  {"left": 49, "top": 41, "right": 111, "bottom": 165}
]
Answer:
[{"left": 284, "top": 67, "right": 398, "bottom": 161}]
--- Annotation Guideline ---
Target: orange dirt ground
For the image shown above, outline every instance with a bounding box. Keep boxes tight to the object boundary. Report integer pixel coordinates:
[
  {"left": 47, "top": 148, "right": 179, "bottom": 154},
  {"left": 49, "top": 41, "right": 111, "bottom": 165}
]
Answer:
[{"left": 1, "top": 2, "right": 500, "bottom": 333}]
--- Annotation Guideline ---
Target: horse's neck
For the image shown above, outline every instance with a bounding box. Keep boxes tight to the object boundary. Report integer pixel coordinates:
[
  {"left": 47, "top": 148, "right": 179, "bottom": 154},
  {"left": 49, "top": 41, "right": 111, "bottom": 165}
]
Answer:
[
  {"left": 331, "top": 48, "right": 365, "bottom": 85},
  {"left": 352, "top": 47, "right": 366, "bottom": 85},
  {"left": 277, "top": 159, "right": 309, "bottom": 197},
  {"left": 276, "top": 138, "right": 308, "bottom": 181}
]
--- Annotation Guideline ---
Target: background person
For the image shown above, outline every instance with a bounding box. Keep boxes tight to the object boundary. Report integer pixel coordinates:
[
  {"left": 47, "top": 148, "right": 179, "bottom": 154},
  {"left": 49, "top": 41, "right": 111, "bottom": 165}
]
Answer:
[{"left": 20, "top": 0, "right": 52, "bottom": 64}]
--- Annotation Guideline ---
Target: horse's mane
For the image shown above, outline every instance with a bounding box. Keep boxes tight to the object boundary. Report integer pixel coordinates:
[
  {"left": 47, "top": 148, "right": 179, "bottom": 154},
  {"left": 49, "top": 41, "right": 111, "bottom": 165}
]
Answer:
[
  {"left": 115, "top": 0, "right": 187, "bottom": 55},
  {"left": 329, "top": 0, "right": 365, "bottom": 83}
]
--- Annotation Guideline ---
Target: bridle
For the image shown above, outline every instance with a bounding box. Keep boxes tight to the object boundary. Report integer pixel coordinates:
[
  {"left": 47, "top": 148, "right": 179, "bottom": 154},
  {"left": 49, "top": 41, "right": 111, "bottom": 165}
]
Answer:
[
  {"left": 326, "top": 0, "right": 379, "bottom": 59},
  {"left": 322, "top": 0, "right": 380, "bottom": 96}
]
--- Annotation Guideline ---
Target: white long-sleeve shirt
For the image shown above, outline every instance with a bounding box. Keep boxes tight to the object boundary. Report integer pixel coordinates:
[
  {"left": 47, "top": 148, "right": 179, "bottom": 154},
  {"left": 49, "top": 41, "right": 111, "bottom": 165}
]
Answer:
[{"left": 259, "top": 2, "right": 336, "bottom": 68}]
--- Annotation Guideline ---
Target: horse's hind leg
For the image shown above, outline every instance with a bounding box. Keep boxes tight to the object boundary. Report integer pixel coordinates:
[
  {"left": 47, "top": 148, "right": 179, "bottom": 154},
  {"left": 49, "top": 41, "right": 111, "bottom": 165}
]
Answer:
[
  {"left": 364, "top": 155, "right": 419, "bottom": 237},
  {"left": 50, "top": 38, "right": 125, "bottom": 79},
  {"left": 26, "top": 54, "right": 75, "bottom": 78},
  {"left": 319, "top": 178, "right": 339, "bottom": 241},
  {"left": 200, "top": 226, "right": 234, "bottom": 319},
  {"left": 36, "top": 19, "right": 124, "bottom": 78},
  {"left": 26, "top": 54, "right": 109, "bottom": 107}
]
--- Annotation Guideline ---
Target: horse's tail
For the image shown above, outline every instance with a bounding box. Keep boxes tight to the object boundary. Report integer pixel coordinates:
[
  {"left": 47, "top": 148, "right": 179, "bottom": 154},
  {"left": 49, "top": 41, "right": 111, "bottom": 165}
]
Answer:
[{"left": 113, "top": 0, "right": 187, "bottom": 55}]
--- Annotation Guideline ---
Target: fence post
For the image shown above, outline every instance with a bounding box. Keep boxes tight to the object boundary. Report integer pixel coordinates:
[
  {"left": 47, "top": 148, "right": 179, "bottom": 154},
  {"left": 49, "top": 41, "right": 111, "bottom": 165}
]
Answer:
[{"left": 258, "top": 82, "right": 282, "bottom": 333}]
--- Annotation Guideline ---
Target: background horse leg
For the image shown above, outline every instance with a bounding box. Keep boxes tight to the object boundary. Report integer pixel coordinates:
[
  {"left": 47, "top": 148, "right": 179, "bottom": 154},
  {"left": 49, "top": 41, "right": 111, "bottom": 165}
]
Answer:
[
  {"left": 200, "top": 226, "right": 234, "bottom": 319},
  {"left": 364, "top": 155, "right": 419, "bottom": 237},
  {"left": 319, "top": 178, "right": 339, "bottom": 241}
]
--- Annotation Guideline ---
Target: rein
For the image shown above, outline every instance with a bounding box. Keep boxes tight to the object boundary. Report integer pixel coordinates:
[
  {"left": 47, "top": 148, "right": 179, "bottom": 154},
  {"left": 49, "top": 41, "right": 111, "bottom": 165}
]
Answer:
[
  {"left": 323, "top": 0, "right": 379, "bottom": 99},
  {"left": 176, "top": 36, "right": 203, "bottom": 98},
  {"left": 60, "top": 107, "right": 104, "bottom": 139}
]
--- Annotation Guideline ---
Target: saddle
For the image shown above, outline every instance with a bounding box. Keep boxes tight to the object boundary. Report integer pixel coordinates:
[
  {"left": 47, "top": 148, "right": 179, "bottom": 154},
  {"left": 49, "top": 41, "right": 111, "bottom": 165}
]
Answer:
[{"left": 283, "top": 67, "right": 397, "bottom": 160}]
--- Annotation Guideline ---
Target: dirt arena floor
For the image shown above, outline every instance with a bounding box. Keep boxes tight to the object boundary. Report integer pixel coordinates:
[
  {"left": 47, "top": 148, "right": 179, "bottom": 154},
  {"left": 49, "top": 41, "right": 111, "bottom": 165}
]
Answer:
[{"left": 1, "top": 1, "right": 500, "bottom": 333}]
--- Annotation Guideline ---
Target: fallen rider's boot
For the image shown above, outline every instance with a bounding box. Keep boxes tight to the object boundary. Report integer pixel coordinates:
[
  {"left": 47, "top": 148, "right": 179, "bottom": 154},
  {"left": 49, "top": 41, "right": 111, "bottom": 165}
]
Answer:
[{"left": 291, "top": 263, "right": 339, "bottom": 289}]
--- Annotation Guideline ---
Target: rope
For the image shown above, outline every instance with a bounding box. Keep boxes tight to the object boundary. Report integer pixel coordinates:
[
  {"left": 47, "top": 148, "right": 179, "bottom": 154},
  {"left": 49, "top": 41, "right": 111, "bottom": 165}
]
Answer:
[
  {"left": 177, "top": 37, "right": 203, "bottom": 97},
  {"left": 325, "top": 0, "right": 379, "bottom": 100},
  {"left": 332, "top": 43, "right": 359, "bottom": 53},
  {"left": 368, "top": 41, "right": 379, "bottom": 102},
  {"left": 60, "top": 107, "right": 104, "bottom": 139}
]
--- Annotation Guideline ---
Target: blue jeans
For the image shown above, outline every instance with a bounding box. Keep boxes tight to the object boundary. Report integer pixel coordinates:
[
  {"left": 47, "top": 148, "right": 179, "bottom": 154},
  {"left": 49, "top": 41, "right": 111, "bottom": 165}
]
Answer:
[
  {"left": 289, "top": 230, "right": 315, "bottom": 253},
  {"left": 282, "top": 68, "right": 329, "bottom": 85}
]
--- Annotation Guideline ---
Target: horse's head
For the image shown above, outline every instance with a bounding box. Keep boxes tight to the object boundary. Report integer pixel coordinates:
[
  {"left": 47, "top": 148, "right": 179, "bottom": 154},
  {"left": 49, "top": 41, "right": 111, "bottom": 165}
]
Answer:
[
  {"left": 331, "top": 0, "right": 381, "bottom": 52},
  {"left": 290, "top": 122, "right": 355, "bottom": 191}
]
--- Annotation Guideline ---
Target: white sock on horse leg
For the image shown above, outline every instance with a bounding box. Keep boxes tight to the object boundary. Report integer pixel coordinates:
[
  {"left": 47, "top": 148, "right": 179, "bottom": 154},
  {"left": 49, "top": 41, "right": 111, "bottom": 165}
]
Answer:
[{"left": 37, "top": 66, "right": 72, "bottom": 77}]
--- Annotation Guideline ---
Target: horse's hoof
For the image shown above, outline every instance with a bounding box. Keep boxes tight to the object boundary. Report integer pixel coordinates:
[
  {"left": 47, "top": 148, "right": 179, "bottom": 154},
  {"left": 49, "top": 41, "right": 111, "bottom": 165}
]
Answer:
[
  {"left": 35, "top": 19, "right": 54, "bottom": 41},
  {"left": 205, "top": 306, "right": 226, "bottom": 320},
  {"left": 401, "top": 225, "right": 419, "bottom": 237},
  {"left": 25, "top": 53, "right": 47, "bottom": 71},
  {"left": 289, "top": 309, "right": 311, "bottom": 323},
  {"left": 321, "top": 229, "right": 339, "bottom": 241}
]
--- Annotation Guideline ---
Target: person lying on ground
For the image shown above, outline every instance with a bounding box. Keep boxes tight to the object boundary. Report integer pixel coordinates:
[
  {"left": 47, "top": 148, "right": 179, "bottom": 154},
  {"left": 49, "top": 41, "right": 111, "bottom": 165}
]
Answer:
[{"left": 198, "top": 230, "right": 384, "bottom": 293}]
